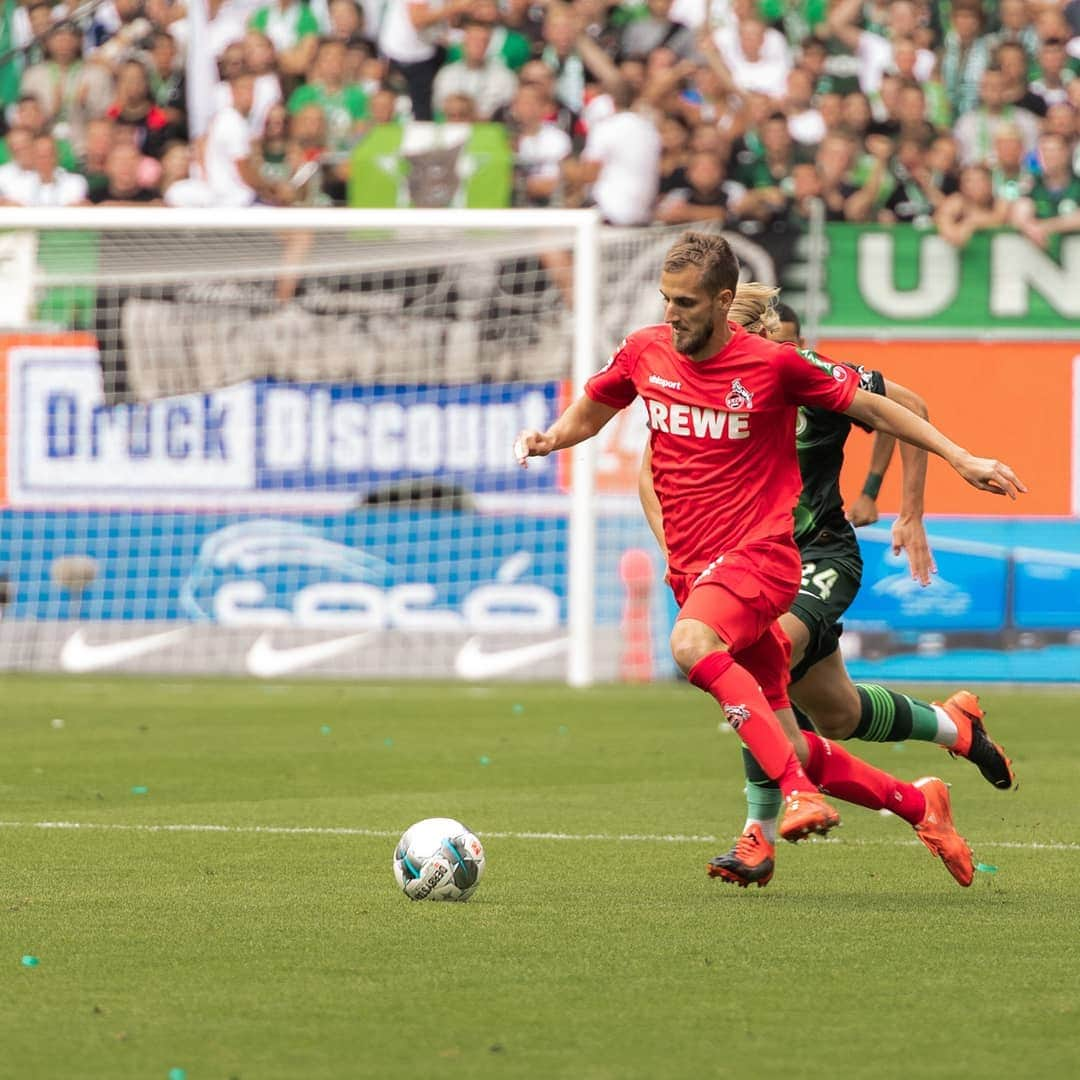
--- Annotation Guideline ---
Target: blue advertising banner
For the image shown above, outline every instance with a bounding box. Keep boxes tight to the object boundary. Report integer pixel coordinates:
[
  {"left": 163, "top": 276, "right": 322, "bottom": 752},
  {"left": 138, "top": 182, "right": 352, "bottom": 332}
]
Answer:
[
  {"left": 0, "top": 510, "right": 568, "bottom": 630},
  {"left": 253, "top": 381, "right": 557, "bottom": 494},
  {"left": 846, "top": 531, "right": 1009, "bottom": 633},
  {"left": 1013, "top": 548, "right": 1080, "bottom": 631},
  {"left": 6, "top": 345, "right": 561, "bottom": 506},
  {"left": 1, "top": 512, "right": 1077, "bottom": 680}
]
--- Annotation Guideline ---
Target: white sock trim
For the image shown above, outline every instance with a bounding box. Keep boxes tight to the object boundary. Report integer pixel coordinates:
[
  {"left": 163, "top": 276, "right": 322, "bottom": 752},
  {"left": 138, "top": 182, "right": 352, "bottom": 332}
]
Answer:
[
  {"left": 933, "top": 704, "right": 959, "bottom": 748},
  {"left": 745, "top": 817, "right": 778, "bottom": 844}
]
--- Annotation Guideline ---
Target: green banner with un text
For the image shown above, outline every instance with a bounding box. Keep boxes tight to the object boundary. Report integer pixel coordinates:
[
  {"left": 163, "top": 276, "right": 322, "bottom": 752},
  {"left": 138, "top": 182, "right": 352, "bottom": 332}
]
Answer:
[{"left": 822, "top": 225, "right": 1080, "bottom": 338}]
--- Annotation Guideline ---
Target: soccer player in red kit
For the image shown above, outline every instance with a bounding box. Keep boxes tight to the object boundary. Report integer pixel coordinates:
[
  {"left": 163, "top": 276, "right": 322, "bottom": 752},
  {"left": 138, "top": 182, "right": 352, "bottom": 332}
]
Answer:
[{"left": 514, "top": 232, "right": 1026, "bottom": 876}]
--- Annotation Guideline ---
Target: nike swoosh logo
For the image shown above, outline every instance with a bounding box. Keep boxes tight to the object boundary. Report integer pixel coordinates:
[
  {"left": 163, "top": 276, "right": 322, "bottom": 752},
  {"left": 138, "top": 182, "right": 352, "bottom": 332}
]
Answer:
[
  {"left": 454, "top": 635, "right": 568, "bottom": 680},
  {"left": 796, "top": 589, "right": 818, "bottom": 597},
  {"left": 61, "top": 628, "right": 190, "bottom": 673},
  {"left": 246, "top": 631, "right": 373, "bottom": 678}
]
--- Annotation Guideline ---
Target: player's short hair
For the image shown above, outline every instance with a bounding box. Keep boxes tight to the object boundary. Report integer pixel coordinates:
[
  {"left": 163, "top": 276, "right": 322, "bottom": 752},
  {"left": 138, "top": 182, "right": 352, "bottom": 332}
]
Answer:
[
  {"left": 662, "top": 232, "right": 739, "bottom": 297},
  {"left": 775, "top": 302, "right": 802, "bottom": 336},
  {"left": 728, "top": 282, "right": 779, "bottom": 336}
]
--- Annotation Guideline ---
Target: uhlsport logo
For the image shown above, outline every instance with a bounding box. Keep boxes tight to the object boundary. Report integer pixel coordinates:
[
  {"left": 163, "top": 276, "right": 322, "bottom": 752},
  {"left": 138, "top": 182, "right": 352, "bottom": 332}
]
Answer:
[
  {"left": 725, "top": 378, "right": 754, "bottom": 410},
  {"left": 722, "top": 703, "right": 751, "bottom": 731},
  {"left": 648, "top": 373, "right": 682, "bottom": 391}
]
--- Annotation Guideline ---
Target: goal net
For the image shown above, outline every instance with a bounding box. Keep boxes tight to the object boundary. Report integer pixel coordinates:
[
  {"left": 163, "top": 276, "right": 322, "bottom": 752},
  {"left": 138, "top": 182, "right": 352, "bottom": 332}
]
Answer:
[{"left": 0, "top": 208, "right": 773, "bottom": 684}]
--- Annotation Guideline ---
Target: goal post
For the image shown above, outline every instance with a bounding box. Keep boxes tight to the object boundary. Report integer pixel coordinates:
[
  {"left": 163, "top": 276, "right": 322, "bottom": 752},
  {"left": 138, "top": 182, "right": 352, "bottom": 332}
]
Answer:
[
  {"left": 0, "top": 209, "right": 774, "bottom": 683},
  {"left": 0, "top": 206, "right": 689, "bottom": 685}
]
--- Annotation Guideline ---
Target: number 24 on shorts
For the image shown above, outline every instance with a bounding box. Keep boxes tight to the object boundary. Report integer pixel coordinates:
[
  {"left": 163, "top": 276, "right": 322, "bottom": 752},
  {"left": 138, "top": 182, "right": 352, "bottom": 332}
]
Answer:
[{"left": 800, "top": 562, "right": 838, "bottom": 601}]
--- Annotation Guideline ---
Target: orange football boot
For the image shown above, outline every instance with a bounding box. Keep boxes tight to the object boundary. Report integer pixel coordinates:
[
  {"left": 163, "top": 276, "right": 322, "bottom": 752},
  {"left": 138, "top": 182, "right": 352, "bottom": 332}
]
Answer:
[
  {"left": 913, "top": 776, "right": 975, "bottom": 887},
  {"left": 935, "top": 691, "right": 1016, "bottom": 790},
  {"left": 707, "top": 824, "right": 776, "bottom": 888},
  {"left": 779, "top": 790, "right": 841, "bottom": 843}
]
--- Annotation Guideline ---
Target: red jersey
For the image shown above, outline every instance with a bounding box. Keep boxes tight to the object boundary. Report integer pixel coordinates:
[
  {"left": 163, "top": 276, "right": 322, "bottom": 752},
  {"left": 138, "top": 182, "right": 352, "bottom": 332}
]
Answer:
[{"left": 585, "top": 323, "right": 858, "bottom": 574}]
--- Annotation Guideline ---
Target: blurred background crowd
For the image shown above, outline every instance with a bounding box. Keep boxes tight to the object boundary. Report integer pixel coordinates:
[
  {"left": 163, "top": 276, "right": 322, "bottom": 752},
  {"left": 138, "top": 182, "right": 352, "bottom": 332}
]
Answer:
[{"left": 2, "top": 0, "right": 1080, "bottom": 254}]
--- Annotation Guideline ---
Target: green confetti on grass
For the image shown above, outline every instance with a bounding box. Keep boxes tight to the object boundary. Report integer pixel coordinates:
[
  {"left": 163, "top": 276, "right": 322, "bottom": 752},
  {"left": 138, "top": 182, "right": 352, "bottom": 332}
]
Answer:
[
  {"left": 975, "top": 862, "right": 998, "bottom": 874},
  {"left": 479, "top": 755, "right": 491, "bottom": 766},
  {"left": 21, "top": 955, "right": 39, "bottom": 967},
  {"left": 131, "top": 786, "right": 148, "bottom": 795},
  {"left": 320, "top": 724, "right": 332, "bottom": 736}
]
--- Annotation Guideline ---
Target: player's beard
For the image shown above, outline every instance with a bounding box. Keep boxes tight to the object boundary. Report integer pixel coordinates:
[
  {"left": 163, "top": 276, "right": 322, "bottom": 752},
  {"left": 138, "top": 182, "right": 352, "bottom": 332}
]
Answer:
[{"left": 672, "top": 319, "right": 713, "bottom": 357}]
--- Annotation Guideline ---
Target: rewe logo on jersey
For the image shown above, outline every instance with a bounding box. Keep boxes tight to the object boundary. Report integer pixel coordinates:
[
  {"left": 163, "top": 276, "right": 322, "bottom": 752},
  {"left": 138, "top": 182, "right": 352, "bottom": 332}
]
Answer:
[
  {"left": 646, "top": 399, "right": 749, "bottom": 440},
  {"left": 725, "top": 378, "right": 754, "bottom": 410}
]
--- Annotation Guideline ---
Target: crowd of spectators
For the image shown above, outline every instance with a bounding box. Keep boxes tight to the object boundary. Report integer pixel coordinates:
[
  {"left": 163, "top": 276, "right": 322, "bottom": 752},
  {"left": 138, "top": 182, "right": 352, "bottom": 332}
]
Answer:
[{"left": 2, "top": 0, "right": 1080, "bottom": 251}]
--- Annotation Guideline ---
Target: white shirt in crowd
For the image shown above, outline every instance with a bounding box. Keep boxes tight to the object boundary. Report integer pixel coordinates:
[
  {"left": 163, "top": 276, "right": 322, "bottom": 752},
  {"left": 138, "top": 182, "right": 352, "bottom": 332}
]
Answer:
[
  {"left": 2, "top": 167, "right": 88, "bottom": 207},
  {"left": 0, "top": 161, "right": 27, "bottom": 202},
  {"left": 855, "top": 31, "right": 935, "bottom": 95},
  {"left": 583, "top": 109, "right": 661, "bottom": 226},
  {"left": 379, "top": 0, "right": 438, "bottom": 64},
  {"left": 517, "top": 123, "right": 572, "bottom": 180},
  {"left": 212, "top": 74, "right": 283, "bottom": 137},
  {"left": 715, "top": 25, "right": 792, "bottom": 98},
  {"left": 788, "top": 108, "right": 826, "bottom": 146},
  {"left": 432, "top": 59, "right": 518, "bottom": 119},
  {"left": 203, "top": 104, "right": 257, "bottom": 207}
]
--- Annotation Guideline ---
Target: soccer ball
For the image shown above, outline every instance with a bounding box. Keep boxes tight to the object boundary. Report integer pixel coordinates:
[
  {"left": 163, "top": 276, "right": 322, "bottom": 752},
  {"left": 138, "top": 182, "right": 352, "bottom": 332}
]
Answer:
[{"left": 393, "top": 817, "right": 486, "bottom": 902}]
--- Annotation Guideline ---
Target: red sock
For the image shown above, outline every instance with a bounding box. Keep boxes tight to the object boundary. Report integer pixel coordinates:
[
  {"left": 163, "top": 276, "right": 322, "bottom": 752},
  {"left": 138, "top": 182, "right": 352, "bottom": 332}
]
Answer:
[
  {"left": 687, "top": 651, "right": 816, "bottom": 799},
  {"left": 802, "top": 731, "right": 926, "bottom": 824}
]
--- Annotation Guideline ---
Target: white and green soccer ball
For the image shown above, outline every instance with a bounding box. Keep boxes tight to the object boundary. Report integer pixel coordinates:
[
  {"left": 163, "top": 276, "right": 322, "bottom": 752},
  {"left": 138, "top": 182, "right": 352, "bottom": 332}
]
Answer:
[{"left": 393, "top": 818, "right": 486, "bottom": 902}]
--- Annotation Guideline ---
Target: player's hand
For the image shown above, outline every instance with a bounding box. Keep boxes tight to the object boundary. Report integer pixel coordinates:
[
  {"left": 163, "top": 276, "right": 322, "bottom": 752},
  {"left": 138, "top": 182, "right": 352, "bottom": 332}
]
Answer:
[
  {"left": 954, "top": 452, "right": 1027, "bottom": 499},
  {"left": 846, "top": 494, "right": 879, "bottom": 527},
  {"left": 892, "top": 514, "right": 936, "bottom": 587},
  {"left": 513, "top": 428, "right": 555, "bottom": 468}
]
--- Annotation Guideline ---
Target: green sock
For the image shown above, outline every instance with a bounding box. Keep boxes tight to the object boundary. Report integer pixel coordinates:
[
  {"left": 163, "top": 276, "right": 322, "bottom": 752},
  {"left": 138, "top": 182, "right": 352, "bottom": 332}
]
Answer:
[
  {"left": 741, "top": 746, "right": 783, "bottom": 832},
  {"left": 853, "top": 684, "right": 940, "bottom": 743}
]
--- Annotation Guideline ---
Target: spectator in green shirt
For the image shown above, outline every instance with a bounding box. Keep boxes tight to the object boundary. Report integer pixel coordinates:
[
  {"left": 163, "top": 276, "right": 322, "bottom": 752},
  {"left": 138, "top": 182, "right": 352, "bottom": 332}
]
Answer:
[
  {"left": 444, "top": 0, "right": 532, "bottom": 72},
  {"left": 249, "top": 0, "right": 322, "bottom": 78},
  {"left": 287, "top": 39, "right": 369, "bottom": 152},
  {"left": 1013, "top": 131, "right": 1080, "bottom": 246},
  {"left": 0, "top": 96, "right": 78, "bottom": 171},
  {"left": 940, "top": 0, "right": 992, "bottom": 117}
]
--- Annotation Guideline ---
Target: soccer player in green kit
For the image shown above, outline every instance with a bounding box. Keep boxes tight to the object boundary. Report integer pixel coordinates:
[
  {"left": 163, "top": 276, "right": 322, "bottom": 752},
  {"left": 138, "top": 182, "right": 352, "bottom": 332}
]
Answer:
[{"left": 639, "top": 286, "right": 1015, "bottom": 888}]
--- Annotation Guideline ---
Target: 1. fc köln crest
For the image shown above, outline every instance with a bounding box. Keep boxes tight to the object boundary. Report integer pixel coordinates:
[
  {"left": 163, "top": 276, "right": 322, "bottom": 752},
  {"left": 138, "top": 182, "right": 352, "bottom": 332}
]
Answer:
[{"left": 725, "top": 379, "right": 754, "bottom": 410}]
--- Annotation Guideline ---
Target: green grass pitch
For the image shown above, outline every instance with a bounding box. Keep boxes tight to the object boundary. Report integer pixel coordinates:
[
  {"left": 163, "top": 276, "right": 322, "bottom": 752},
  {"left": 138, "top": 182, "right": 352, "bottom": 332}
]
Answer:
[{"left": 1, "top": 676, "right": 1078, "bottom": 1079}]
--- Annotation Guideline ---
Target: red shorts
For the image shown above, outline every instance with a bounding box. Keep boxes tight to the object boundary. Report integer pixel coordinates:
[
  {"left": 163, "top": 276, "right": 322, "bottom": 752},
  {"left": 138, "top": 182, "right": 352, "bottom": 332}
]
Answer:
[{"left": 670, "top": 540, "right": 801, "bottom": 710}]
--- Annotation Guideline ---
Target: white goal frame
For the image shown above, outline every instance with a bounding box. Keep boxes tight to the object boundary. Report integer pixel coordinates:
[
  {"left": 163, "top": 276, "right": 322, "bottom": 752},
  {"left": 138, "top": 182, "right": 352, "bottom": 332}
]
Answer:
[{"left": 0, "top": 207, "right": 602, "bottom": 687}]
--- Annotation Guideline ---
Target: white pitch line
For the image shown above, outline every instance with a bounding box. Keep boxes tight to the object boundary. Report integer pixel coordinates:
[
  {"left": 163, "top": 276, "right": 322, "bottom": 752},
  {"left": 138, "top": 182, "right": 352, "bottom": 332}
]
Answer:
[{"left": 0, "top": 820, "right": 1077, "bottom": 851}]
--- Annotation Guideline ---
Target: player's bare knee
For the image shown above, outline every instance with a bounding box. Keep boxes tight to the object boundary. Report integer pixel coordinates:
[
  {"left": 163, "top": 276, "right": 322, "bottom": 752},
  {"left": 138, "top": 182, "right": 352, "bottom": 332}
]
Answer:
[
  {"left": 810, "top": 712, "right": 849, "bottom": 739},
  {"left": 808, "top": 689, "right": 861, "bottom": 739},
  {"left": 669, "top": 621, "right": 725, "bottom": 674}
]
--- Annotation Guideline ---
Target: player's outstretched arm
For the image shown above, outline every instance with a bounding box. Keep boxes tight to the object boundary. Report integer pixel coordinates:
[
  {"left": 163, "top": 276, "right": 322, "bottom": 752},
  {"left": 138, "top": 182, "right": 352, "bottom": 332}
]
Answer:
[
  {"left": 882, "top": 379, "right": 936, "bottom": 585},
  {"left": 843, "top": 389, "right": 1027, "bottom": 499},
  {"left": 513, "top": 394, "right": 619, "bottom": 469},
  {"left": 637, "top": 444, "right": 668, "bottom": 560},
  {"left": 847, "top": 428, "right": 893, "bottom": 527}
]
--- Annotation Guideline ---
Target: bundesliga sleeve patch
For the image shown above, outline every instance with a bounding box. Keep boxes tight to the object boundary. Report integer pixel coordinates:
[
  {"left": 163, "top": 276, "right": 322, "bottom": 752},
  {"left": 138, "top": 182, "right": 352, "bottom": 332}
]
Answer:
[{"left": 798, "top": 348, "right": 841, "bottom": 379}]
